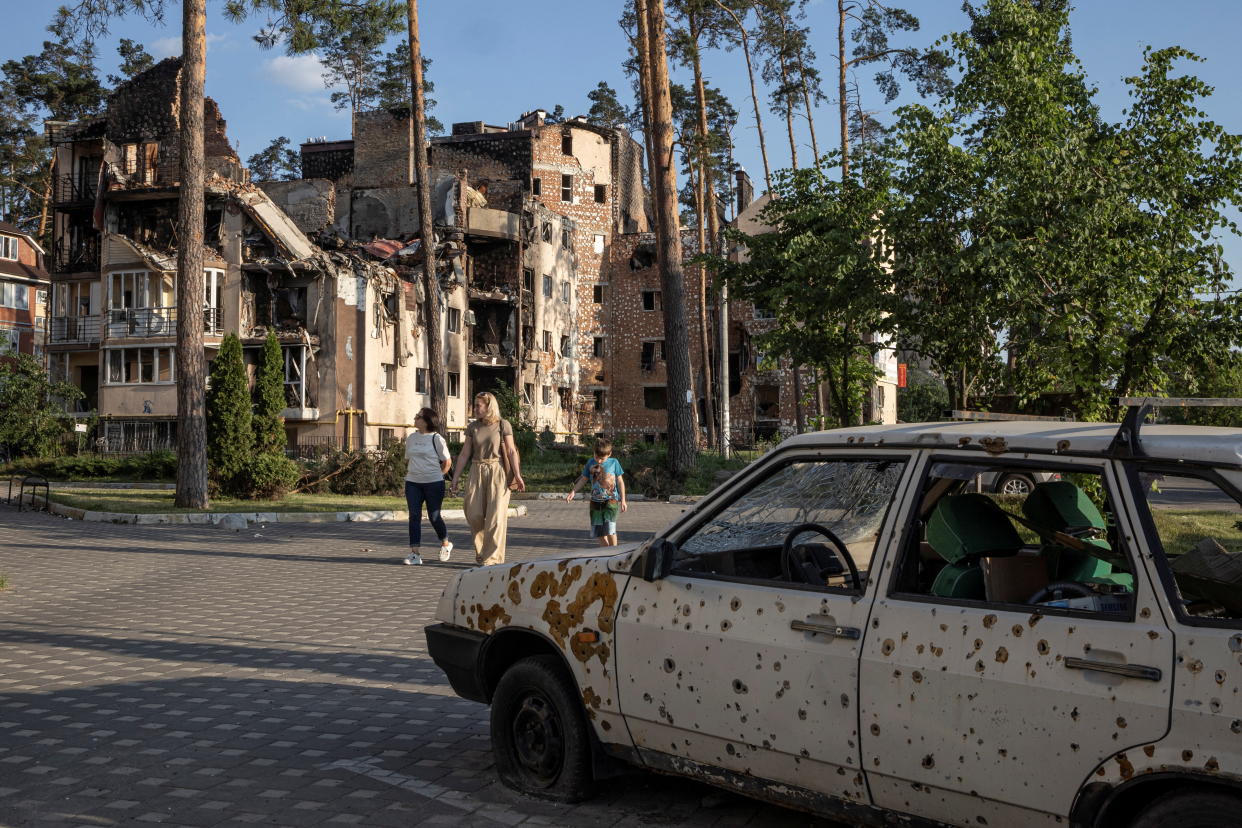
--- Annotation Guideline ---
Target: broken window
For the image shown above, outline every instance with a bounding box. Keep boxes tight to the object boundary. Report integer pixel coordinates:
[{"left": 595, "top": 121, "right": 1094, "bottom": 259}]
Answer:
[
  {"left": 283, "top": 345, "right": 309, "bottom": 409},
  {"left": 532, "top": 177, "right": 542, "bottom": 196},
  {"left": 542, "top": 330, "right": 551, "bottom": 351},
  {"left": 593, "top": 388, "right": 606, "bottom": 411},
  {"left": 593, "top": 234, "right": 605, "bottom": 255},
  {"left": 204, "top": 268, "right": 223, "bottom": 334},
  {"left": 447, "top": 371, "right": 460, "bottom": 397},
  {"left": 640, "top": 340, "right": 664, "bottom": 371},
  {"left": 542, "top": 222, "right": 552, "bottom": 242},
  {"left": 381, "top": 363, "right": 396, "bottom": 391},
  {"left": 560, "top": 335, "right": 571, "bottom": 357},
  {"left": 561, "top": 174, "right": 573, "bottom": 202},
  {"left": 415, "top": 368, "right": 427, "bottom": 393},
  {"left": 561, "top": 281, "right": 570, "bottom": 304},
  {"left": 523, "top": 269, "right": 534, "bottom": 292},
  {"left": 592, "top": 337, "right": 604, "bottom": 358},
  {"left": 447, "top": 307, "right": 461, "bottom": 333},
  {"left": 541, "top": 385, "right": 552, "bottom": 406},
  {"left": 594, "top": 184, "right": 607, "bottom": 203},
  {"left": 542, "top": 275, "right": 552, "bottom": 298},
  {"left": 523, "top": 383, "right": 533, "bottom": 405},
  {"left": 641, "top": 290, "right": 661, "bottom": 311},
  {"left": 521, "top": 325, "right": 533, "bottom": 351},
  {"left": 561, "top": 227, "right": 572, "bottom": 249},
  {"left": 562, "top": 133, "right": 573, "bottom": 155},
  {"left": 378, "top": 428, "right": 395, "bottom": 446},
  {"left": 643, "top": 386, "right": 667, "bottom": 410},
  {"left": 558, "top": 387, "right": 572, "bottom": 410},
  {"left": 676, "top": 459, "right": 907, "bottom": 593},
  {"left": 122, "top": 143, "right": 139, "bottom": 175},
  {"left": 593, "top": 284, "right": 604, "bottom": 304}
]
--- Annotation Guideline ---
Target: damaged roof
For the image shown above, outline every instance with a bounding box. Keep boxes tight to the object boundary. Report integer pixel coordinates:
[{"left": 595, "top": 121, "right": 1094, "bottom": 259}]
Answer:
[{"left": 234, "top": 187, "right": 317, "bottom": 262}]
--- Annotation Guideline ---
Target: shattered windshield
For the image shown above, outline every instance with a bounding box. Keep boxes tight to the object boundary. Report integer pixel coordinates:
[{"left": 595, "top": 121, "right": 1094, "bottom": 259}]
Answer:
[{"left": 679, "top": 459, "right": 906, "bottom": 559}]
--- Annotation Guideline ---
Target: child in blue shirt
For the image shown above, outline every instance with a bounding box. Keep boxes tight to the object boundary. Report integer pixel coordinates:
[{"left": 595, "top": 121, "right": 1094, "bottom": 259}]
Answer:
[{"left": 565, "top": 437, "right": 627, "bottom": 546}]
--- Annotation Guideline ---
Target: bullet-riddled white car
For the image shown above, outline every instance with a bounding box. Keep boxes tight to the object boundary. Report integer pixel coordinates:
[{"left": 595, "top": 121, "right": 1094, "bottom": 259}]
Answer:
[{"left": 426, "top": 414, "right": 1242, "bottom": 828}]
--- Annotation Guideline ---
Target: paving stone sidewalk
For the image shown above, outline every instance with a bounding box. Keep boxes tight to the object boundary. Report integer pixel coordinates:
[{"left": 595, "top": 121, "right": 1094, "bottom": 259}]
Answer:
[{"left": 0, "top": 501, "right": 843, "bottom": 827}]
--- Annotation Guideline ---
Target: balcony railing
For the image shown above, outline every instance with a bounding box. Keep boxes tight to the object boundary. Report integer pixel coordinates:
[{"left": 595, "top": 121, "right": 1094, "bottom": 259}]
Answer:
[
  {"left": 53, "top": 174, "right": 98, "bottom": 205},
  {"left": 204, "top": 307, "right": 222, "bottom": 335},
  {"left": 49, "top": 315, "right": 102, "bottom": 344},
  {"left": 52, "top": 238, "right": 100, "bottom": 273},
  {"left": 107, "top": 307, "right": 177, "bottom": 338}
]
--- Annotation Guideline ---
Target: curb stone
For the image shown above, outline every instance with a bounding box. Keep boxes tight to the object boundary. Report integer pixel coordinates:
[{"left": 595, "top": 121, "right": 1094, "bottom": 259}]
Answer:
[{"left": 21, "top": 495, "right": 527, "bottom": 527}]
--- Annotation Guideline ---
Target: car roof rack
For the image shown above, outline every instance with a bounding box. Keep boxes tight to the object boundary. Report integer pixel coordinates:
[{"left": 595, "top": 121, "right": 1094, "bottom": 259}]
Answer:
[
  {"left": 1108, "top": 397, "right": 1242, "bottom": 459},
  {"left": 945, "top": 410, "right": 1075, "bottom": 422}
]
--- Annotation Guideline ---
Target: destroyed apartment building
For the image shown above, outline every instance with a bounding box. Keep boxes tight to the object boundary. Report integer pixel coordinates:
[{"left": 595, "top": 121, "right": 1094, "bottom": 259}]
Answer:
[{"left": 45, "top": 57, "right": 880, "bottom": 454}]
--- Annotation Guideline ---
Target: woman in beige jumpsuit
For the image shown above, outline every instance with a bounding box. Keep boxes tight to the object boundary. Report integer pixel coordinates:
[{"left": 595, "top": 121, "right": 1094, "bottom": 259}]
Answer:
[{"left": 450, "top": 392, "right": 526, "bottom": 565}]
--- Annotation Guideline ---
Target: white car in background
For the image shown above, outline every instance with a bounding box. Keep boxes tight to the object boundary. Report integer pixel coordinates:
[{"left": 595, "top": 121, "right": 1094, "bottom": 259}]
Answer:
[{"left": 427, "top": 401, "right": 1242, "bottom": 828}]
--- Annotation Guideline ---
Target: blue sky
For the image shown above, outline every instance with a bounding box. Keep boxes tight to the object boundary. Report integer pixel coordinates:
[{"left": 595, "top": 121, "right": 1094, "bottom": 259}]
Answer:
[{"left": 4, "top": 1, "right": 1242, "bottom": 267}]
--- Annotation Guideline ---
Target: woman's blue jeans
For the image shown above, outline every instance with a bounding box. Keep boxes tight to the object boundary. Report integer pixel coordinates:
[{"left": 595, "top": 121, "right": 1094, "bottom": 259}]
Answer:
[{"left": 405, "top": 479, "right": 448, "bottom": 547}]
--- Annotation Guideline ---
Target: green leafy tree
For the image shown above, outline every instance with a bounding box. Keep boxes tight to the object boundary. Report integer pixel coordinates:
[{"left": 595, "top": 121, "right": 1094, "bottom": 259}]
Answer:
[
  {"left": 246, "top": 136, "right": 300, "bottom": 181},
  {"left": 0, "top": 354, "right": 84, "bottom": 459},
  {"left": 721, "top": 155, "right": 896, "bottom": 427},
  {"left": 206, "top": 333, "right": 253, "bottom": 488},
  {"left": 887, "top": 1, "right": 1242, "bottom": 417},
  {"left": 252, "top": 329, "right": 286, "bottom": 455},
  {"left": 897, "top": 368, "right": 949, "bottom": 423}
]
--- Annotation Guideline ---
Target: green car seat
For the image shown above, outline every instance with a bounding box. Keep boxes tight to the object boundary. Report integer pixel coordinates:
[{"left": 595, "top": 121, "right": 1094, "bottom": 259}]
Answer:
[
  {"left": 926, "top": 493, "right": 1024, "bottom": 599},
  {"left": 1022, "top": 481, "right": 1133, "bottom": 589}
]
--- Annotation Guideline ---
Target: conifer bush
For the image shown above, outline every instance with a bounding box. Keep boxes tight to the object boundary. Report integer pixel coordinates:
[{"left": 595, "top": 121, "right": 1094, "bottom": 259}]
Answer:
[
  {"left": 206, "top": 334, "right": 253, "bottom": 491},
  {"left": 252, "top": 330, "right": 287, "bottom": 456}
]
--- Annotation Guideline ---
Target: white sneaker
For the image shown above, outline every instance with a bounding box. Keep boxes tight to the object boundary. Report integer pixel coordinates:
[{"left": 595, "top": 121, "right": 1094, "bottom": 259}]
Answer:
[
  {"left": 438, "top": 542, "right": 453, "bottom": 562},
  {"left": 404, "top": 552, "right": 423, "bottom": 566}
]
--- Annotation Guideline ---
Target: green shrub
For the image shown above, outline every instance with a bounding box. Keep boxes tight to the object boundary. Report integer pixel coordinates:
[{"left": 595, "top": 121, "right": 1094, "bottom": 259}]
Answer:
[
  {"left": 235, "top": 453, "right": 300, "bottom": 499},
  {"left": 0, "top": 451, "right": 178, "bottom": 482},
  {"left": 252, "top": 330, "right": 287, "bottom": 454},
  {"left": 129, "top": 450, "right": 177, "bottom": 479}
]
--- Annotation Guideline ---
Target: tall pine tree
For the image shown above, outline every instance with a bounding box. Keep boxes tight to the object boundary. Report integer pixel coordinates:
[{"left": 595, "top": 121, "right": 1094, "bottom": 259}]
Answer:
[
  {"left": 206, "top": 334, "right": 253, "bottom": 488},
  {"left": 252, "top": 330, "right": 286, "bottom": 456}
]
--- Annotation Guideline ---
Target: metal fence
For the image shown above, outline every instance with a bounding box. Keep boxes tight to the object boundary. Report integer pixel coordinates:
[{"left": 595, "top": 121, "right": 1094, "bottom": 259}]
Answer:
[{"left": 49, "top": 315, "right": 102, "bottom": 344}]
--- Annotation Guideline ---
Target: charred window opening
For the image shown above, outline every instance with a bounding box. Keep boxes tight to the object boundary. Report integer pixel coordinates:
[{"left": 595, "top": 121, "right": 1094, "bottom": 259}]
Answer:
[
  {"left": 641, "top": 290, "right": 661, "bottom": 311},
  {"left": 592, "top": 337, "right": 605, "bottom": 358},
  {"left": 593, "top": 284, "right": 604, "bottom": 304},
  {"left": 204, "top": 207, "right": 224, "bottom": 256},
  {"left": 557, "top": 386, "right": 572, "bottom": 410},
  {"left": 521, "top": 325, "right": 532, "bottom": 352},
  {"left": 643, "top": 386, "right": 667, "bottom": 410},
  {"left": 640, "top": 339, "right": 664, "bottom": 371},
  {"left": 594, "top": 184, "right": 607, "bottom": 203},
  {"left": 541, "top": 386, "right": 552, "bottom": 405},
  {"left": 523, "top": 269, "right": 534, "bottom": 292},
  {"left": 630, "top": 241, "right": 657, "bottom": 270},
  {"left": 542, "top": 275, "right": 552, "bottom": 298},
  {"left": 415, "top": 368, "right": 427, "bottom": 393},
  {"left": 250, "top": 274, "right": 308, "bottom": 330},
  {"left": 243, "top": 218, "right": 278, "bottom": 260},
  {"left": 523, "top": 383, "right": 533, "bottom": 405},
  {"left": 532, "top": 177, "right": 542, "bottom": 196},
  {"left": 542, "top": 330, "right": 551, "bottom": 351},
  {"left": 542, "top": 222, "right": 553, "bottom": 243},
  {"left": 593, "top": 388, "right": 606, "bottom": 411},
  {"left": 468, "top": 302, "right": 514, "bottom": 358},
  {"left": 561, "top": 174, "right": 573, "bottom": 202},
  {"left": 755, "top": 384, "right": 780, "bottom": 419},
  {"left": 116, "top": 201, "right": 178, "bottom": 250},
  {"left": 560, "top": 335, "right": 571, "bottom": 357},
  {"left": 562, "top": 133, "right": 573, "bottom": 156}
]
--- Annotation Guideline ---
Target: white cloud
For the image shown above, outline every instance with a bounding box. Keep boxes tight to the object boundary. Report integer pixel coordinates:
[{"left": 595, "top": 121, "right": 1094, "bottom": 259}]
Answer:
[
  {"left": 149, "top": 33, "right": 227, "bottom": 59},
  {"left": 265, "top": 53, "right": 326, "bottom": 93}
]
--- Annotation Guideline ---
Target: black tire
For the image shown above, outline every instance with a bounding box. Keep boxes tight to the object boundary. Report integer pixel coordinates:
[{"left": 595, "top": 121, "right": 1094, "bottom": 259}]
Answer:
[
  {"left": 490, "top": 654, "right": 594, "bottom": 802},
  {"left": 1130, "top": 789, "right": 1242, "bottom": 828},
  {"left": 995, "top": 473, "right": 1036, "bottom": 496}
]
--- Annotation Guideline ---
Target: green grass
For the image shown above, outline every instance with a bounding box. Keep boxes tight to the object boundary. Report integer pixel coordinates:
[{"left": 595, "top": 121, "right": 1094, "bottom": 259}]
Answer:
[
  {"left": 49, "top": 488, "right": 465, "bottom": 515},
  {"left": 0, "top": 575, "right": 7, "bottom": 591},
  {"left": 1150, "top": 509, "right": 1242, "bottom": 556}
]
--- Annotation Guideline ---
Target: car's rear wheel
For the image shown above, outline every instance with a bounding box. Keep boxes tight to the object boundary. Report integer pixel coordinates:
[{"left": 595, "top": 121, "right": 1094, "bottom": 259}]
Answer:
[
  {"left": 995, "top": 473, "right": 1036, "bottom": 496},
  {"left": 1129, "top": 789, "right": 1242, "bottom": 828},
  {"left": 490, "top": 654, "right": 593, "bottom": 802}
]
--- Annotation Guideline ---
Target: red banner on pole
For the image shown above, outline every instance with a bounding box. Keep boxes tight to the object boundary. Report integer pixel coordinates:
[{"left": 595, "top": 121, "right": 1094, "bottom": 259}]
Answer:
[{"left": 898, "top": 363, "right": 907, "bottom": 388}]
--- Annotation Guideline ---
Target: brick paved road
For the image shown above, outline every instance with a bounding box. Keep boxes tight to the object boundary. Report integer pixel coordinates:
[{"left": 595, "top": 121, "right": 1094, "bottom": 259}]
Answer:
[{"left": 0, "top": 501, "right": 846, "bottom": 827}]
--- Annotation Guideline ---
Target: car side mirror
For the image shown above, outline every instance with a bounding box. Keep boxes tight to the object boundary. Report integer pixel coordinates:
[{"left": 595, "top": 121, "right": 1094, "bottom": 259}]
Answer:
[{"left": 637, "top": 538, "right": 677, "bottom": 582}]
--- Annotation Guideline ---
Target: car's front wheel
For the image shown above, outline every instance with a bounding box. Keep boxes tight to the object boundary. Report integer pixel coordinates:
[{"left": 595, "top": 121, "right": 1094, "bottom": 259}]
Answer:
[
  {"left": 490, "top": 655, "right": 593, "bottom": 802},
  {"left": 1130, "top": 789, "right": 1242, "bottom": 828}
]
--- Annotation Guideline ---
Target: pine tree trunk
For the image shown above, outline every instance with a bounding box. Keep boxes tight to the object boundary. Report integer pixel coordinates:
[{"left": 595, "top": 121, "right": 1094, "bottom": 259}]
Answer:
[
  {"left": 690, "top": 40, "right": 717, "bottom": 449},
  {"left": 643, "top": 0, "right": 697, "bottom": 474},
  {"left": 838, "top": 0, "right": 850, "bottom": 180},
  {"left": 408, "top": 0, "right": 445, "bottom": 431},
  {"left": 714, "top": 0, "right": 771, "bottom": 192},
  {"left": 798, "top": 56, "right": 820, "bottom": 164},
  {"left": 635, "top": 2, "right": 661, "bottom": 229},
  {"left": 174, "top": 0, "right": 209, "bottom": 509},
  {"left": 782, "top": 53, "right": 798, "bottom": 170}
]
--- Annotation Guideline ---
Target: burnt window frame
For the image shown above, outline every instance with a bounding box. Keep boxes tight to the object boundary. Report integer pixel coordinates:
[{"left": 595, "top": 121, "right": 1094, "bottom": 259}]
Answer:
[
  {"left": 532, "top": 177, "right": 542, "bottom": 196},
  {"left": 447, "top": 371, "right": 460, "bottom": 398},
  {"left": 592, "top": 337, "right": 605, "bottom": 358},
  {"left": 594, "top": 184, "right": 607, "bottom": 203},
  {"left": 523, "top": 269, "right": 534, "bottom": 292},
  {"left": 561, "top": 174, "right": 573, "bottom": 202},
  {"left": 641, "top": 289, "right": 661, "bottom": 312},
  {"left": 446, "top": 307, "right": 461, "bottom": 333},
  {"left": 593, "top": 284, "right": 604, "bottom": 304},
  {"left": 561, "top": 133, "right": 573, "bottom": 156}
]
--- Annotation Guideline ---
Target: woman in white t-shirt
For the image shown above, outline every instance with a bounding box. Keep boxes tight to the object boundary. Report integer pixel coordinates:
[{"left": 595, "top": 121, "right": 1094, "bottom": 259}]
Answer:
[{"left": 403, "top": 408, "right": 454, "bottom": 566}]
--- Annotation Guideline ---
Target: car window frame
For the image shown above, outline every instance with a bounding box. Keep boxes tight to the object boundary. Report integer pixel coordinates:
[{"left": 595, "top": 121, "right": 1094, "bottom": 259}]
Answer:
[
  {"left": 664, "top": 448, "right": 915, "bottom": 596},
  {"left": 886, "top": 452, "right": 1141, "bottom": 622},
  {"left": 1122, "top": 459, "right": 1242, "bottom": 630}
]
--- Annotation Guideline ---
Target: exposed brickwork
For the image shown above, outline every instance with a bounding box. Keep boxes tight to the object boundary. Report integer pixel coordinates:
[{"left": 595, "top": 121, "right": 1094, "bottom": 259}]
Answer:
[{"left": 299, "top": 140, "right": 355, "bottom": 181}]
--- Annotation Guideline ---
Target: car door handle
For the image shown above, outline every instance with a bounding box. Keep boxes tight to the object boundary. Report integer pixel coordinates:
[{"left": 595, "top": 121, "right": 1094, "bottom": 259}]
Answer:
[
  {"left": 1064, "top": 657, "right": 1162, "bottom": 682},
  {"left": 790, "top": 619, "right": 862, "bottom": 640}
]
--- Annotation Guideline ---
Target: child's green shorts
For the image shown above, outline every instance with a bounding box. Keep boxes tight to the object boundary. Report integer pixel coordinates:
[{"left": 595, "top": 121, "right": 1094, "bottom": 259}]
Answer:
[{"left": 588, "top": 500, "right": 620, "bottom": 537}]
